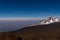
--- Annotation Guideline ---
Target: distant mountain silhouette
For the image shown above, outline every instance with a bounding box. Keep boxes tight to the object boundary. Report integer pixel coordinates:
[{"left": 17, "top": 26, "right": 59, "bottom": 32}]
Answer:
[{"left": 0, "top": 22, "right": 60, "bottom": 40}]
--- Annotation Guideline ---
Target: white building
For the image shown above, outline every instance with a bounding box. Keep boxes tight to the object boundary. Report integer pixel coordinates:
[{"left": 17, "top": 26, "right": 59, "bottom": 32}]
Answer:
[{"left": 40, "top": 17, "right": 60, "bottom": 25}]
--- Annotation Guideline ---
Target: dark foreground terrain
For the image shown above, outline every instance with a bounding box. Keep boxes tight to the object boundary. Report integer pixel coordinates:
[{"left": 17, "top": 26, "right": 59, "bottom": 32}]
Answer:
[{"left": 0, "top": 22, "right": 60, "bottom": 40}]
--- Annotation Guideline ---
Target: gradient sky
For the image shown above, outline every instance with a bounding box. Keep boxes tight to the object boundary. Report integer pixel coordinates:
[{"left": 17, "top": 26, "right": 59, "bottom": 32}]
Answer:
[{"left": 0, "top": 0, "right": 60, "bottom": 18}]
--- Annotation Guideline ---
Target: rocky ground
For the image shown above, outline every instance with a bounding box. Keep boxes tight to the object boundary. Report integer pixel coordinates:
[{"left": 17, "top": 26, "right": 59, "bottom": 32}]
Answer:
[{"left": 0, "top": 22, "right": 60, "bottom": 40}]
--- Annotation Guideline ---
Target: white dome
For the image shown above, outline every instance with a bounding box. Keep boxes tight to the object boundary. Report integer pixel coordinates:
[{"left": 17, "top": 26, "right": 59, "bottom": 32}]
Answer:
[{"left": 40, "top": 17, "right": 60, "bottom": 25}]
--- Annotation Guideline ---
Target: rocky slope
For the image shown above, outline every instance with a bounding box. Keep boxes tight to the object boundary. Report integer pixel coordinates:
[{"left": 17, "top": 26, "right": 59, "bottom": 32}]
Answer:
[{"left": 0, "top": 22, "right": 60, "bottom": 40}]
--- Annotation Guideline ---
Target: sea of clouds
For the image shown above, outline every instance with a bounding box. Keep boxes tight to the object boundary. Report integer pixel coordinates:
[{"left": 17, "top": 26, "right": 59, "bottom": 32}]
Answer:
[{"left": 0, "top": 18, "right": 41, "bottom": 32}]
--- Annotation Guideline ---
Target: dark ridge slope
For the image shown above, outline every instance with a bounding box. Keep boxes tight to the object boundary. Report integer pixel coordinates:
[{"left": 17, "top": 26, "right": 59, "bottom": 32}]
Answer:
[
  {"left": 17, "top": 22, "right": 60, "bottom": 32},
  {"left": 14, "top": 22, "right": 60, "bottom": 40},
  {"left": 0, "top": 22, "right": 60, "bottom": 40}
]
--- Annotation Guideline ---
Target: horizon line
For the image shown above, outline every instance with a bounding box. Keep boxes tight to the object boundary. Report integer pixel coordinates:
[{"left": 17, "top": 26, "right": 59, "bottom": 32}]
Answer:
[{"left": 0, "top": 18, "right": 42, "bottom": 20}]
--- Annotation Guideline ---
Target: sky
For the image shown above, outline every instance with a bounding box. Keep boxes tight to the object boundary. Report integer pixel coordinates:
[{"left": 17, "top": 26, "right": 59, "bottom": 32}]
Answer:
[{"left": 0, "top": 0, "right": 60, "bottom": 18}]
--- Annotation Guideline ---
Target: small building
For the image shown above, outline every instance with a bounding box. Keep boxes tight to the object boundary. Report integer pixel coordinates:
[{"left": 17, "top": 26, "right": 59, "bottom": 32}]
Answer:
[{"left": 40, "top": 17, "right": 60, "bottom": 25}]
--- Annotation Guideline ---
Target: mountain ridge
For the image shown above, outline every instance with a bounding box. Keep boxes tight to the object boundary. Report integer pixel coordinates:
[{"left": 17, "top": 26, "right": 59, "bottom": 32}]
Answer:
[{"left": 0, "top": 22, "right": 60, "bottom": 40}]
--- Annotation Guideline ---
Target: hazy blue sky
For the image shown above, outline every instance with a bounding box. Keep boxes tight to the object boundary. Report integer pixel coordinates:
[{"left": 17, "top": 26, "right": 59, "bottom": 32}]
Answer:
[{"left": 0, "top": 0, "right": 60, "bottom": 18}]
